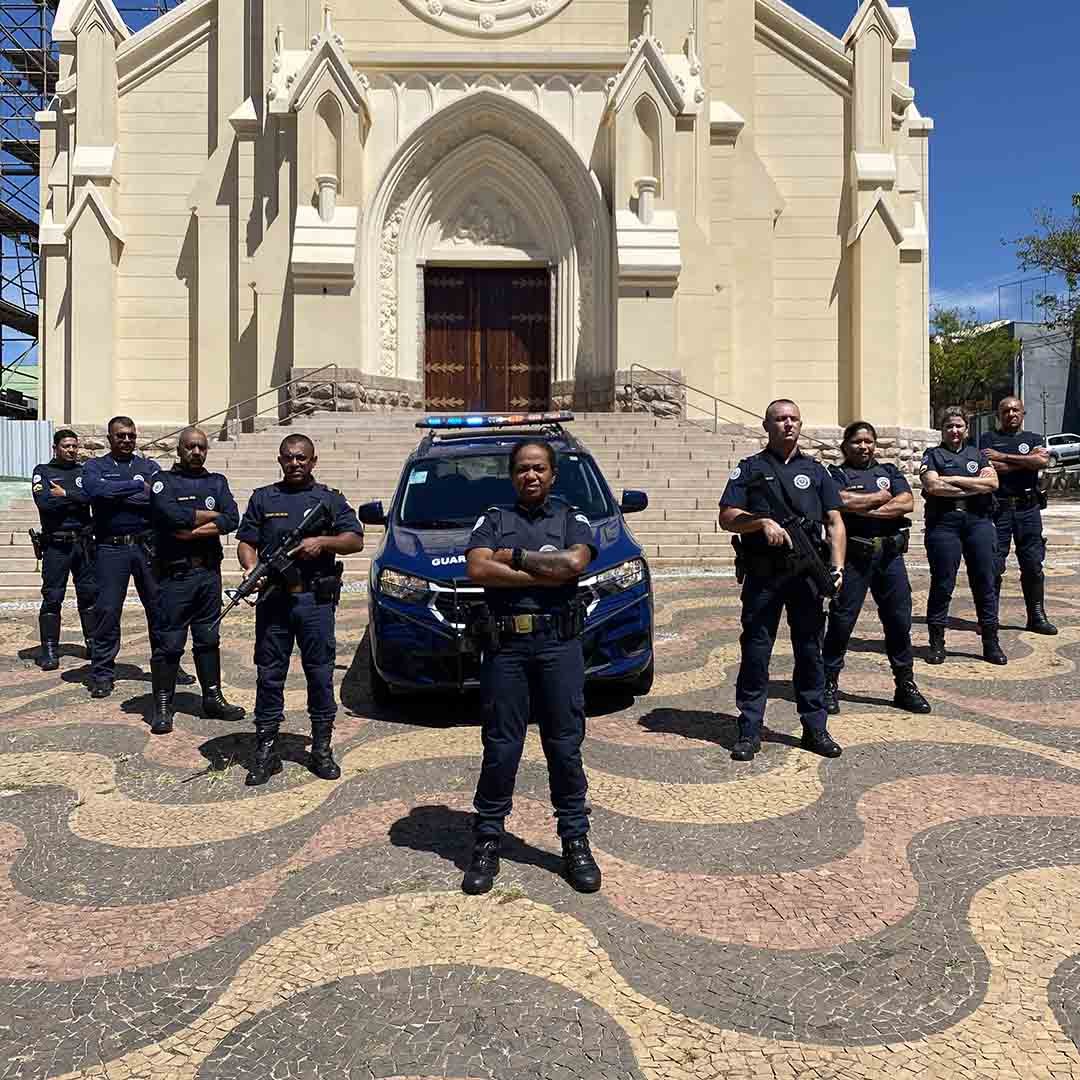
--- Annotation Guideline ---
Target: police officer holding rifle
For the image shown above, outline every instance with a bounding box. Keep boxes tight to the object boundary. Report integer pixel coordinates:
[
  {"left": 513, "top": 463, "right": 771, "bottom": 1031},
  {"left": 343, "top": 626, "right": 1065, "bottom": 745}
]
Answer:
[
  {"left": 30, "top": 429, "right": 97, "bottom": 670},
  {"left": 235, "top": 434, "right": 364, "bottom": 787},
  {"left": 719, "top": 399, "right": 846, "bottom": 762}
]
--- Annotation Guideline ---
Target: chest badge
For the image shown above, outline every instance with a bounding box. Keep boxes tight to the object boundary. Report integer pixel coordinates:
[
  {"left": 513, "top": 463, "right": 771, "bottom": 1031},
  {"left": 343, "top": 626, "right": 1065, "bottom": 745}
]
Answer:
[
  {"left": 966, "top": 461, "right": 979, "bottom": 474},
  {"left": 877, "top": 477, "right": 891, "bottom": 491},
  {"left": 729, "top": 466, "right": 741, "bottom": 480},
  {"left": 793, "top": 474, "right": 811, "bottom": 490},
  {"left": 75, "top": 476, "right": 83, "bottom": 488},
  {"left": 133, "top": 474, "right": 144, "bottom": 484},
  {"left": 539, "top": 544, "right": 558, "bottom": 553},
  {"left": 205, "top": 495, "right": 216, "bottom": 510},
  {"left": 152, "top": 481, "right": 164, "bottom": 494},
  {"left": 1018, "top": 442, "right": 1031, "bottom": 454}
]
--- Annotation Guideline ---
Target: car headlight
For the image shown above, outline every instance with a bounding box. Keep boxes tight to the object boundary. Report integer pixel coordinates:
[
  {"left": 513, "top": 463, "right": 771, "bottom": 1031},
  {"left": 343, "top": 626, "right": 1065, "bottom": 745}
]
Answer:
[
  {"left": 586, "top": 558, "right": 647, "bottom": 596},
  {"left": 378, "top": 568, "right": 431, "bottom": 603}
]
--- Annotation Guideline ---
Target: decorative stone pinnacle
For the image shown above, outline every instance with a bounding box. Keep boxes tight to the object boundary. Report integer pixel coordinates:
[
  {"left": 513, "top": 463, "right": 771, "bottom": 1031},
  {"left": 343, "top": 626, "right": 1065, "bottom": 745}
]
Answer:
[{"left": 642, "top": 2, "right": 652, "bottom": 39}]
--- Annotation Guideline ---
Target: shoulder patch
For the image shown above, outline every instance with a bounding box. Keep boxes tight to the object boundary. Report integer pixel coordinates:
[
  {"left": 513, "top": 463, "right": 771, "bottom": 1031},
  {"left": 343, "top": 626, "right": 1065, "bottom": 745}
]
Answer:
[
  {"left": 729, "top": 466, "right": 741, "bottom": 481},
  {"left": 574, "top": 512, "right": 590, "bottom": 526},
  {"left": 151, "top": 480, "right": 165, "bottom": 494},
  {"left": 32, "top": 474, "right": 41, "bottom": 484}
]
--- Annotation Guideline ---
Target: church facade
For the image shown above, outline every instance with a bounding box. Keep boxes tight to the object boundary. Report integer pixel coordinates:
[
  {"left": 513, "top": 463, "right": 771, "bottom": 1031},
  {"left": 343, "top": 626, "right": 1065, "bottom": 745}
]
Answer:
[{"left": 38, "top": 0, "right": 933, "bottom": 429}]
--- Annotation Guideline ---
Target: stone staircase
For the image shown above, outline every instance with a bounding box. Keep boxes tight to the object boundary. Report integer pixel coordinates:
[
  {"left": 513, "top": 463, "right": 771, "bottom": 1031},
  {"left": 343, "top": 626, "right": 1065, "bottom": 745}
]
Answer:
[{"left": 2, "top": 412, "right": 1077, "bottom": 598}]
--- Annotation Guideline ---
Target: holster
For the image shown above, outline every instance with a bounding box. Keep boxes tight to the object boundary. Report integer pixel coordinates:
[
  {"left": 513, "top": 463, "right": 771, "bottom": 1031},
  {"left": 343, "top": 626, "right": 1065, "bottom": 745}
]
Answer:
[
  {"left": 558, "top": 599, "right": 587, "bottom": 640},
  {"left": 312, "top": 561, "right": 344, "bottom": 604},
  {"left": 847, "top": 530, "right": 909, "bottom": 566},
  {"left": 469, "top": 603, "right": 500, "bottom": 653},
  {"left": 79, "top": 527, "right": 96, "bottom": 563},
  {"left": 28, "top": 529, "right": 43, "bottom": 562}
]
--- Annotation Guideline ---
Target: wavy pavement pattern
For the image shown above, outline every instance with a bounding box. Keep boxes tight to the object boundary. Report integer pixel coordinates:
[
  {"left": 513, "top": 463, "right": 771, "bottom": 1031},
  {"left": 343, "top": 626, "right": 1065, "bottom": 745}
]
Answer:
[
  {"left": 7, "top": 773, "right": 1080, "bottom": 981},
  {"left": 55, "top": 865, "right": 1080, "bottom": 1080}
]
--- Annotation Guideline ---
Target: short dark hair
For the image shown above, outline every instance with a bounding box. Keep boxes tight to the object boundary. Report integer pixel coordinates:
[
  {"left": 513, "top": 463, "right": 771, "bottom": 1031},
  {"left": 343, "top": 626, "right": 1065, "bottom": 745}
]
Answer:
[
  {"left": 53, "top": 428, "right": 78, "bottom": 447},
  {"left": 509, "top": 439, "right": 556, "bottom": 472},
  {"left": 279, "top": 433, "right": 315, "bottom": 457},
  {"left": 941, "top": 406, "right": 967, "bottom": 427},
  {"left": 107, "top": 416, "right": 135, "bottom": 433},
  {"left": 841, "top": 421, "right": 877, "bottom": 446},
  {"left": 764, "top": 399, "right": 799, "bottom": 422}
]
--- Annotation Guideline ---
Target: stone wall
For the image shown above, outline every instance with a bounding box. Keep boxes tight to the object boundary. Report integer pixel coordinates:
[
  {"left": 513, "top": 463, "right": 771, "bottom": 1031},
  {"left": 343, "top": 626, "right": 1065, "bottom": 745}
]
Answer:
[{"left": 290, "top": 369, "right": 424, "bottom": 413}]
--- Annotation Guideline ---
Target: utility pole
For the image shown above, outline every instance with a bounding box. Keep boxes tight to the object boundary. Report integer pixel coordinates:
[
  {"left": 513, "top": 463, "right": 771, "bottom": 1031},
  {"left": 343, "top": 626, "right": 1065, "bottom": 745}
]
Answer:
[{"left": 1041, "top": 388, "right": 1049, "bottom": 436}]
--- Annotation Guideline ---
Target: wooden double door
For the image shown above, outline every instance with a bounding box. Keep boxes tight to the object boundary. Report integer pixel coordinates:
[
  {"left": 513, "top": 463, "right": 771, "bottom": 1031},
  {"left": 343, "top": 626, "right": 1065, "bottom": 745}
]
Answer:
[{"left": 424, "top": 267, "right": 552, "bottom": 412}]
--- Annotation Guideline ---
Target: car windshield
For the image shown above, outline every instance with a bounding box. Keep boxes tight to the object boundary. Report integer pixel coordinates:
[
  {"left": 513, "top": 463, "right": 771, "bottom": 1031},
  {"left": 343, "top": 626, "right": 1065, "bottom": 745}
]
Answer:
[{"left": 398, "top": 451, "right": 614, "bottom": 528}]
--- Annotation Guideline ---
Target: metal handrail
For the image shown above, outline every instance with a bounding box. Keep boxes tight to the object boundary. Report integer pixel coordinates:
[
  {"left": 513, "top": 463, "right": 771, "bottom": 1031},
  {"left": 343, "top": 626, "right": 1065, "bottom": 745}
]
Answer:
[
  {"left": 627, "top": 363, "right": 764, "bottom": 435},
  {"left": 626, "top": 363, "right": 844, "bottom": 455},
  {"left": 140, "top": 362, "right": 340, "bottom": 455}
]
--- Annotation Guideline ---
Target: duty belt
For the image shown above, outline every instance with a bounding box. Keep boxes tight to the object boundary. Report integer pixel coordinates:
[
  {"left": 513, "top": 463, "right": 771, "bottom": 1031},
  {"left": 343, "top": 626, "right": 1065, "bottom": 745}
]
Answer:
[
  {"left": 495, "top": 612, "right": 560, "bottom": 635},
  {"left": 996, "top": 492, "right": 1041, "bottom": 510},
  {"left": 160, "top": 554, "right": 213, "bottom": 575},
  {"left": 929, "top": 498, "right": 988, "bottom": 516},
  {"left": 848, "top": 535, "right": 900, "bottom": 554},
  {"left": 99, "top": 531, "right": 152, "bottom": 545},
  {"left": 44, "top": 530, "right": 84, "bottom": 543}
]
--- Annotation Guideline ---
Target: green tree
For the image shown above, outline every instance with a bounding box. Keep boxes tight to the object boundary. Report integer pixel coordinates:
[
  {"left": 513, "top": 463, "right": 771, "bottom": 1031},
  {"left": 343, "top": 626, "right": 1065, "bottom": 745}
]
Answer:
[
  {"left": 929, "top": 307, "right": 1018, "bottom": 419},
  {"left": 1011, "top": 194, "right": 1080, "bottom": 331}
]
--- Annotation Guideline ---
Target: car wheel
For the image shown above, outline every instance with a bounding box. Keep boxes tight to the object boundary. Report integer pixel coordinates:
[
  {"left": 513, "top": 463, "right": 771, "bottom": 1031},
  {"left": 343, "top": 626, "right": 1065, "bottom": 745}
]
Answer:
[
  {"left": 369, "top": 647, "right": 392, "bottom": 706},
  {"left": 1049, "top": 452, "right": 1060, "bottom": 467}
]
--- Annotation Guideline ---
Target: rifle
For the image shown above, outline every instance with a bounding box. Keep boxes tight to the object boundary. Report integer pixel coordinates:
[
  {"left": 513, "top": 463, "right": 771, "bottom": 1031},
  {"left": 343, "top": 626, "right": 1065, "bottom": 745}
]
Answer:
[
  {"left": 746, "top": 474, "right": 840, "bottom": 599},
  {"left": 214, "top": 501, "right": 332, "bottom": 627}
]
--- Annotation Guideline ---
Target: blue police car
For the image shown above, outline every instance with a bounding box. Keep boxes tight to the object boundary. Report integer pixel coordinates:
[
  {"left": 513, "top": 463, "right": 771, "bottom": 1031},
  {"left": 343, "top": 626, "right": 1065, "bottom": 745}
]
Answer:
[{"left": 359, "top": 413, "right": 653, "bottom": 702}]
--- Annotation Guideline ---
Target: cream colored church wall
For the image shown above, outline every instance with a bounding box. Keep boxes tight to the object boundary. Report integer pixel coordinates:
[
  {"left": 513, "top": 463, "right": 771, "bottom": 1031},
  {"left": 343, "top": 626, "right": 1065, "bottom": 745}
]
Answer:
[
  {"left": 330, "top": 0, "right": 627, "bottom": 50},
  {"left": 752, "top": 37, "right": 845, "bottom": 425},
  {"left": 115, "top": 39, "right": 210, "bottom": 423}
]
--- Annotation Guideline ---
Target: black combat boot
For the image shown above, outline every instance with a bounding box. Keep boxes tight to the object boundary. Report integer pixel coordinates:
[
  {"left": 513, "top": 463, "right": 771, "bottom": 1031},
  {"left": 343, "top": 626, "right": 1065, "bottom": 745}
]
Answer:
[
  {"left": 461, "top": 838, "right": 500, "bottom": 895},
  {"left": 926, "top": 625, "right": 946, "bottom": 665},
  {"left": 194, "top": 650, "right": 245, "bottom": 721},
  {"left": 731, "top": 731, "right": 762, "bottom": 762},
  {"left": 823, "top": 675, "right": 840, "bottom": 715},
  {"left": 245, "top": 722, "right": 282, "bottom": 786},
  {"left": 150, "top": 659, "right": 179, "bottom": 735},
  {"left": 892, "top": 668, "right": 931, "bottom": 713},
  {"left": 78, "top": 607, "right": 96, "bottom": 660},
  {"left": 1023, "top": 581, "right": 1058, "bottom": 635},
  {"left": 37, "top": 613, "right": 61, "bottom": 671},
  {"left": 563, "top": 836, "right": 602, "bottom": 893},
  {"left": 801, "top": 728, "right": 843, "bottom": 758},
  {"left": 981, "top": 626, "right": 1008, "bottom": 665},
  {"left": 176, "top": 664, "right": 196, "bottom": 686},
  {"left": 309, "top": 720, "right": 341, "bottom": 780}
]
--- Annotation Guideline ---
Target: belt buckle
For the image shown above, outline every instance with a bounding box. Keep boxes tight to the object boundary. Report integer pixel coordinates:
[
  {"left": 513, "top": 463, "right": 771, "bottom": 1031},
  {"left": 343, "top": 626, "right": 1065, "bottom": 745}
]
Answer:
[{"left": 513, "top": 614, "right": 534, "bottom": 634}]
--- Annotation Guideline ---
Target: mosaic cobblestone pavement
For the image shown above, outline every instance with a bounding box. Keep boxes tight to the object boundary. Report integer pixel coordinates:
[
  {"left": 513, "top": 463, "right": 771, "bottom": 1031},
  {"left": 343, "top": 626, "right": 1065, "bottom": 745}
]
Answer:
[{"left": 2, "top": 563, "right": 1080, "bottom": 1079}]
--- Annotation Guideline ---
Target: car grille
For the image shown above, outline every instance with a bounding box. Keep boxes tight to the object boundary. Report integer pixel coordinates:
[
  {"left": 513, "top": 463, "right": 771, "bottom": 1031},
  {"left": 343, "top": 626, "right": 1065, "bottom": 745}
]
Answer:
[{"left": 429, "top": 579, "right": 485, "bottom": 629}]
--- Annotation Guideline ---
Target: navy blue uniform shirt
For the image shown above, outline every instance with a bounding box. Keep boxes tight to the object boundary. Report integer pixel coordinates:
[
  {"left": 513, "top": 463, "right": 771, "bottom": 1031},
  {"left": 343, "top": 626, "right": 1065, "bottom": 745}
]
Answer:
[
  {"left": 31, "top": 459, "right": 92, "bottom": 533},
  {"left": 920, "top": 445, "right": 993, "bottom": 514},
  {"left": 719, "top": 448, "right": 843, "bottom": 553},
  {"left": 827, "top": 461, "right": 911, "bottom": 538},
  {"left": 82, "top": 453, "right": 161, "bottom": 538},
  {"left": 465, "top": 496, "right": 597, "bottom": 615},
  {"left": 150, "top": 465, "right": 240, "bottom": 562},
  {"left": 236, "top": 481, "right": 362, "bottom": 580},
  {"left": 978, "top": 429, "right": 1043, "bottom": 495}
]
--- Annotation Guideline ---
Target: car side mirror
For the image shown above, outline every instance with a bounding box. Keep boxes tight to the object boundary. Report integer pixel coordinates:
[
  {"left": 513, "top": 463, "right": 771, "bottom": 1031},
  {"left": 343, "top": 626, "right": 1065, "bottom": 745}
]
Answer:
[
  {"left": 357, "top": 500, "right": 387, "bottom": 527},
  {"left": 620, "top": 490, "right": 648, "bottom": 514}
]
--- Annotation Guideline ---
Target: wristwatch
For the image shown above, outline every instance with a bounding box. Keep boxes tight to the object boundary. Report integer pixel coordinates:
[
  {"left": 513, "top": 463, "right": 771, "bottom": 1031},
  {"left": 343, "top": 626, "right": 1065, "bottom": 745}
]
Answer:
[{"left": 511, "top": 547, "right": 525, "bottom": 571}]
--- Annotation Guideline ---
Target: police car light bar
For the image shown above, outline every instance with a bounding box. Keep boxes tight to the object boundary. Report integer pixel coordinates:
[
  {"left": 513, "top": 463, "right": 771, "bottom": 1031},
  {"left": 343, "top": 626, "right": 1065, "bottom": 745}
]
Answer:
[{"left": 415, "top": 411, "right": 575, "bottom": 430}]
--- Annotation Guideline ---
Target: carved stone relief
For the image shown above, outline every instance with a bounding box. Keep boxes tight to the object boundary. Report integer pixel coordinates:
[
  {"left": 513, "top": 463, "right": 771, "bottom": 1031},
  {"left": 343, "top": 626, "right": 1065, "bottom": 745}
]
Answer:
[
  {"left": 442, "top": 195, "right": 529, "bottom": 247},
  {"left": 398, "top": 0, "right": 574, "bottom": 37}
]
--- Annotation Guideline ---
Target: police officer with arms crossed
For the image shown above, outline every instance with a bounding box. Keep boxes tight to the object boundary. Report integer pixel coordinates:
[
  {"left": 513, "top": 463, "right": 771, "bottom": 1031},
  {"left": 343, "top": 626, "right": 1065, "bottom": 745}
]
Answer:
[
  {"left": 822, "top": 421, "right": 931, "bottom": 715},
  {"left": 462, "top": 439, "right": 601, "bottom": 896},
  {"left": 236, "top": 434, "right": 364, "bottom": 787},
  {"left": 31, "top": 429, "right": 97, "bottom": 670},
  {"left": 83, "top": 416, "right": 194, "bottom": 699},
  {"left": 979, "top": 395, "right": 1056, "bottom": 635},
  {"left": 921, "top": 407, "right": 1004, "bottom": 665},
  {"left": 719, "top": 399, "right": 846, "bottom": 763},
  {"left": 148, "top": 427, "right": 245, "bottom": 735}
]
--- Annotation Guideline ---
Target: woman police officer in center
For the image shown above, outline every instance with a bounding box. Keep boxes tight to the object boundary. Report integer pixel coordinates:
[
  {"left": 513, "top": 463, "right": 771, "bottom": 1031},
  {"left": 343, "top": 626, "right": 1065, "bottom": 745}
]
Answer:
[
  {"left": 822, "top": 421, "right": 931, "bottom": 715},
  {"left": 919, "top": 406, "right": 1005, "bottom": 666}
]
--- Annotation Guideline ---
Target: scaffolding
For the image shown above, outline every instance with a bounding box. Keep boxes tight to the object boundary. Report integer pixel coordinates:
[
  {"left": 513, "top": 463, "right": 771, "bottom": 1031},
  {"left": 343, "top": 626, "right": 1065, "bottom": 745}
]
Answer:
[{"left": 0, "top": 0, "right": 179, "bottom": 415}]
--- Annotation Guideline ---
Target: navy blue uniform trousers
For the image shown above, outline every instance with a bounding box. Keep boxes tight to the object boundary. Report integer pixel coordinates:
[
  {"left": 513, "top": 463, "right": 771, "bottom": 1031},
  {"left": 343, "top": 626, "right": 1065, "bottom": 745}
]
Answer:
[
  {"left": 254, "top": 591, "right": 337, "bottom": 724},
  {"left": 156, "top": 566, "right": 222, "bottom": 662},
  {"left": 993, "top": 505, "right": 1045, "bottom": 590},
  {"left": 474, "top": 632, "right": 588, "bottom": 841},
  {"left": 925, "top": 511, "right": 999, "bottom": 628},
  {"left": 736, "top": 574, "right": 828, "bottom": 736},
  {"left": 824, "top": 551, "right": 913, "bottom": 676},
  {"left": 91, "top": 541, "right": 162, "bottom": 681},
  {"left": 40, "top": 538, "right": 97, "bottom": 619}
]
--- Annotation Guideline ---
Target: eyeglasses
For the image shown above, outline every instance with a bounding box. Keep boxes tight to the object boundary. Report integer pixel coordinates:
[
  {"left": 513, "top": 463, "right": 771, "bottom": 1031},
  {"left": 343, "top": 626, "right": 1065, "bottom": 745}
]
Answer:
[{"left": 112, "top": 432, "right": 137, "bottom": 440}]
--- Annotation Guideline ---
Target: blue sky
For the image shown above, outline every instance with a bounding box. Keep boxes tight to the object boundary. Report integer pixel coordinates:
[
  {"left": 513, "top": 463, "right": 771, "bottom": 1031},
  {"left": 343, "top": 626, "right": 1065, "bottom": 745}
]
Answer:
[{"left": 799, "top": 0, "right": 1079, "bottom": 322}]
